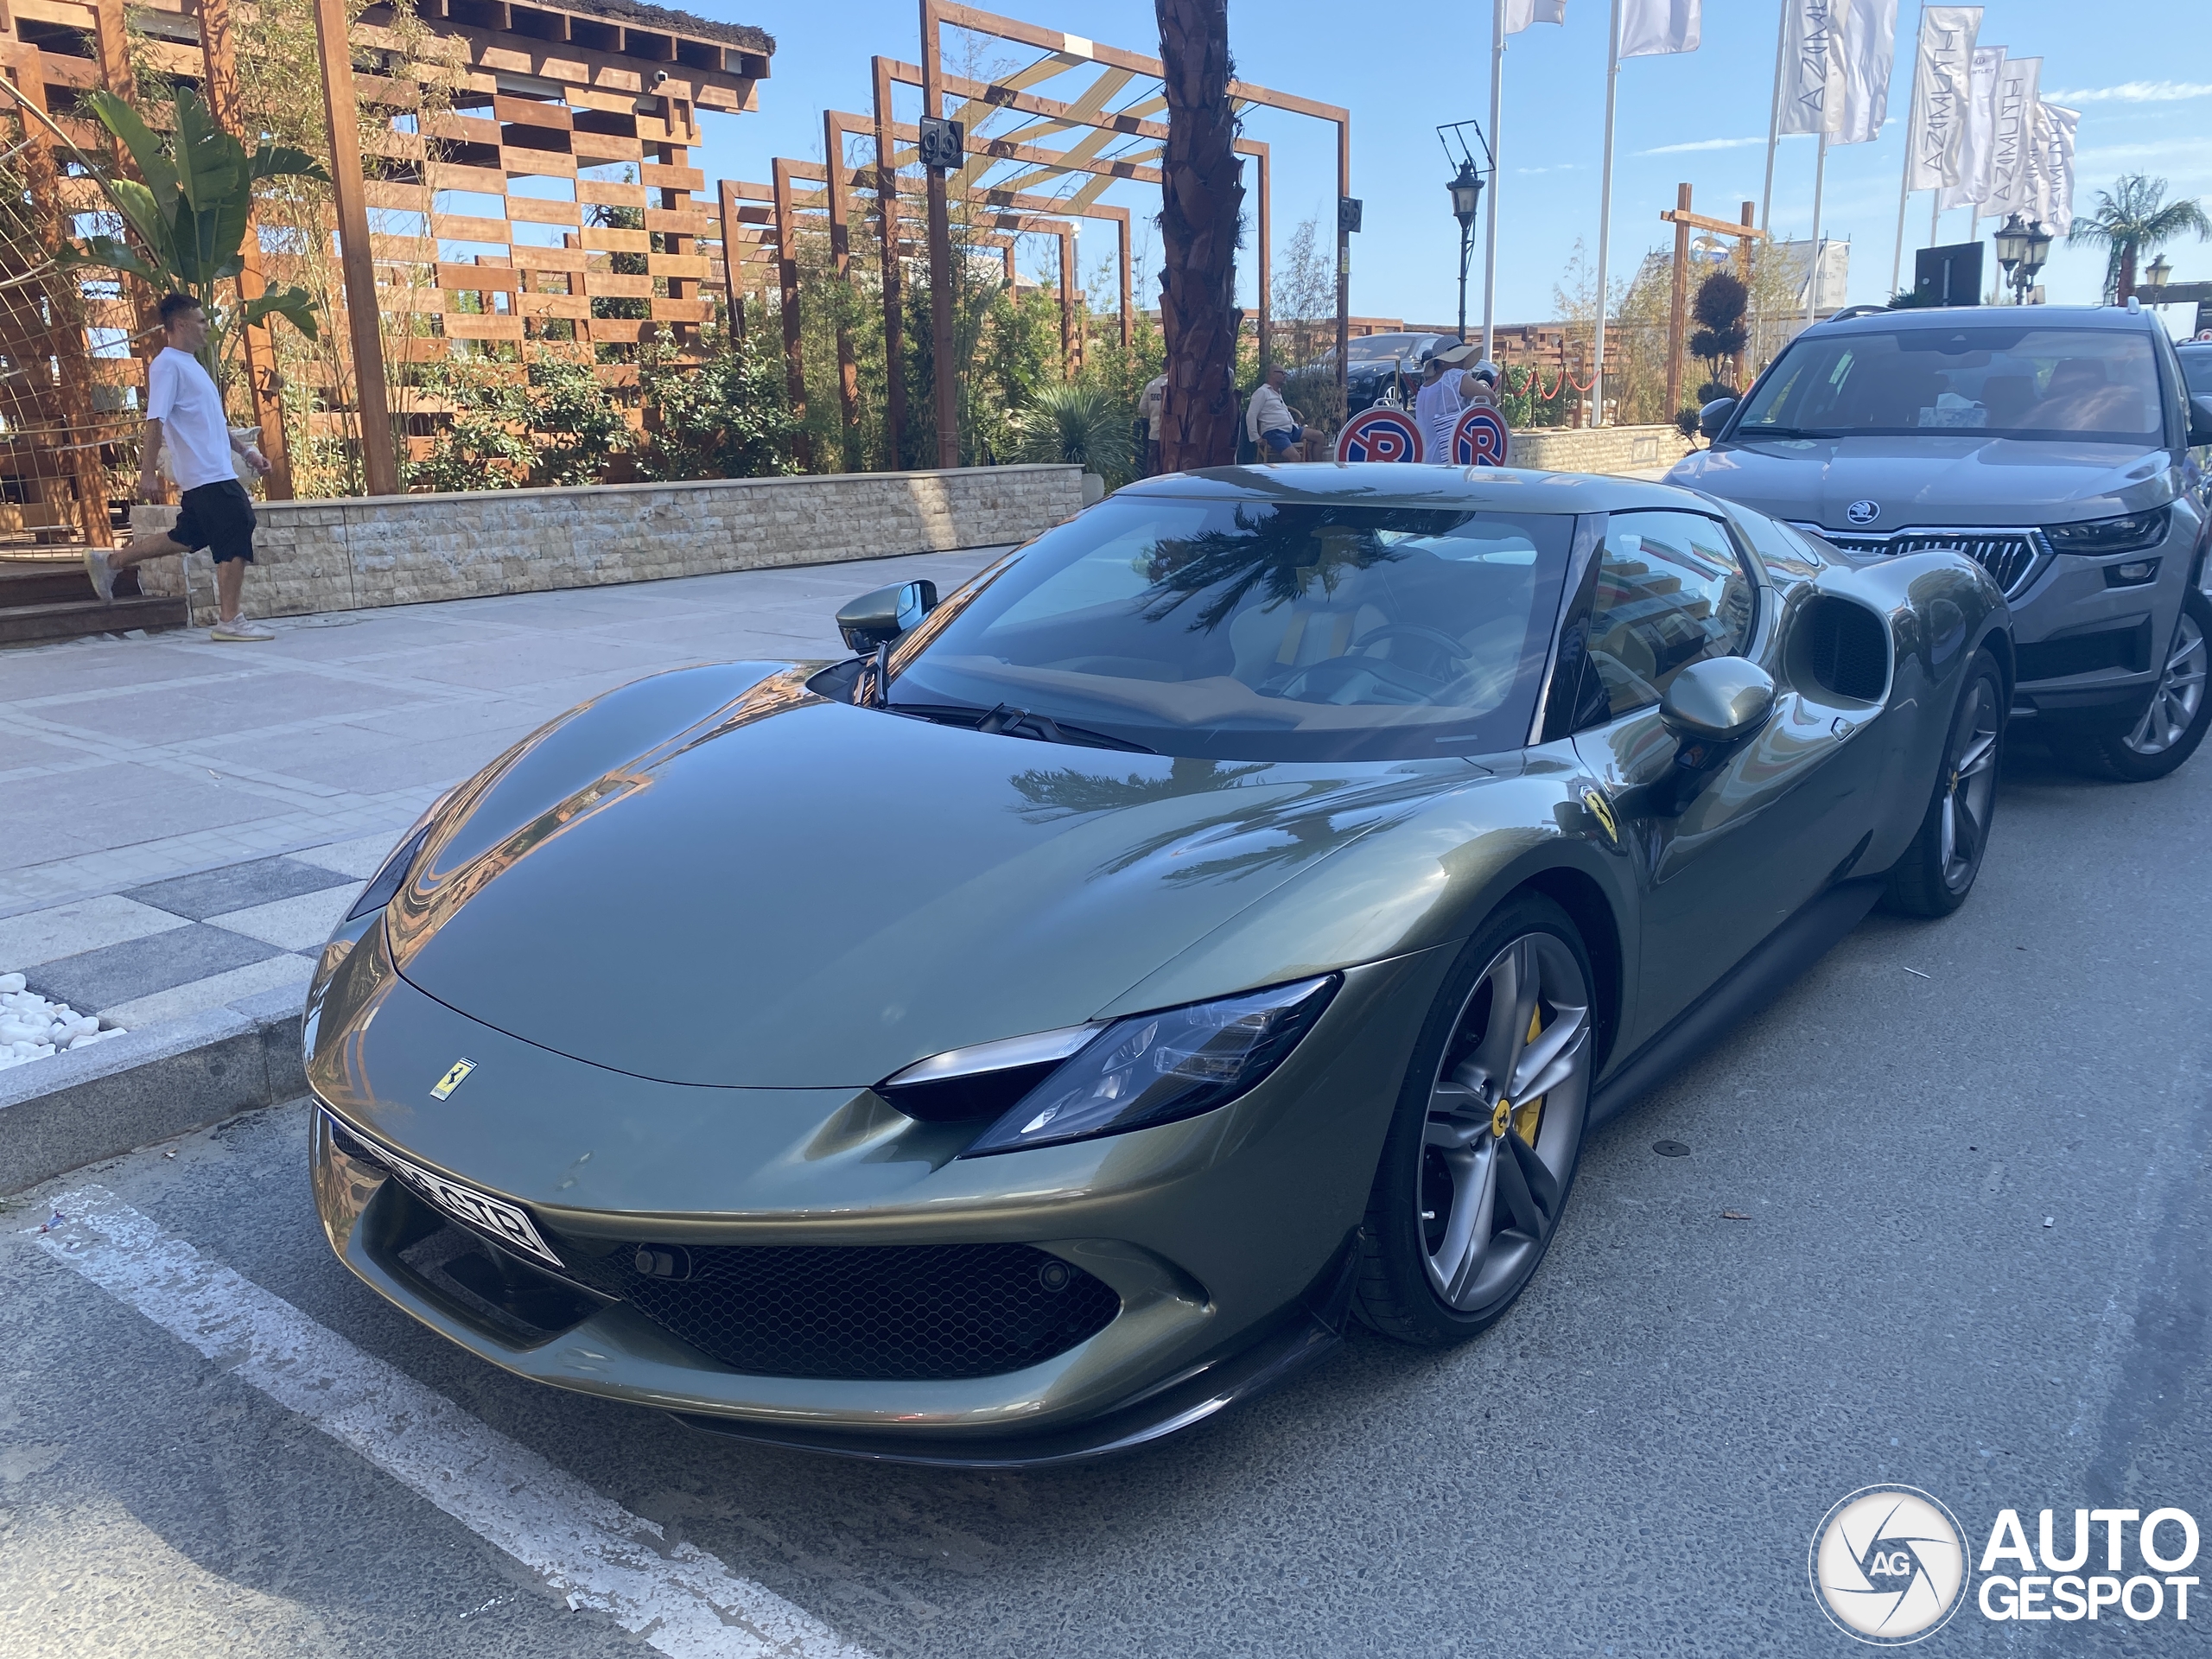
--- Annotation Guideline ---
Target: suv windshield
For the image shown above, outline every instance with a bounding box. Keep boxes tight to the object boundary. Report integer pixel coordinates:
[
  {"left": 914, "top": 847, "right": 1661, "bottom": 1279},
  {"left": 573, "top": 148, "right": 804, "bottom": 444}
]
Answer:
[
  {"left": 1734, "top": 325, "right": 2164, "bottom": 443},
  {"left": 885, "top": 495, "right": 1574, "bottom": 762}
]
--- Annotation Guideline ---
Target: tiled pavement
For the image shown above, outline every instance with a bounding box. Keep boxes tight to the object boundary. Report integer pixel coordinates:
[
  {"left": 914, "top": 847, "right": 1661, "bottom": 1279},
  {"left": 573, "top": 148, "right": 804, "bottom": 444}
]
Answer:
[{"left": 2, "top": 546, "right": 1002, "bottom": 1036}]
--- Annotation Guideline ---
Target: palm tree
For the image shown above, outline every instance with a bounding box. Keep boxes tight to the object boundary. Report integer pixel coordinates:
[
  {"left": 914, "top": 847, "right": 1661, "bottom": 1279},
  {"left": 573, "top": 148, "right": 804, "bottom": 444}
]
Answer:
[
  {"left": 2068, "top": 175, "right": 2211, "bottom": 303},
  {"left": 1154, "top": 0, "right": 1243, "bottom": 472}
]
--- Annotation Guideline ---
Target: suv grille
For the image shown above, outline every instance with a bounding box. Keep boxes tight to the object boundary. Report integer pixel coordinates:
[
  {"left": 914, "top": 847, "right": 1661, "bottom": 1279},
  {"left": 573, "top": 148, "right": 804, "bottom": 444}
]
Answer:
[
  {"left": 546, "top": 1236, "right": 1122, "bottom": 1380},
  {"left": 1802, "top": 526, "right": 2048, "bottom": 599}
]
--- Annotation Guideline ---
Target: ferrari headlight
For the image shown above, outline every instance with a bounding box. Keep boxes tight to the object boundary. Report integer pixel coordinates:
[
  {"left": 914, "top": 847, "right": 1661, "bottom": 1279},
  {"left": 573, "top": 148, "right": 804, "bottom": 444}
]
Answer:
[
  {"left": 2043, "top": 505, "right": 2171, "bottom": 556},
  {"left": 345, "top": 791, "right": 453, "bottom": 921},
  {"left": 960, "top": 976, "right": 1340, "bottom": 1158}
]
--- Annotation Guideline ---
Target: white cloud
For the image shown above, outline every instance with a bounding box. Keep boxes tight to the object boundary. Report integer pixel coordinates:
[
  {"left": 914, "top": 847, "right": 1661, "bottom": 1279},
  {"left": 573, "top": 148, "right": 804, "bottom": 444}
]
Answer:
[
  {"left": 1636, "top": 136, "right": 1769, "bottom": 156},
  {"left": 2044, "top": 80, "right": 2212, "bottom": 104}
]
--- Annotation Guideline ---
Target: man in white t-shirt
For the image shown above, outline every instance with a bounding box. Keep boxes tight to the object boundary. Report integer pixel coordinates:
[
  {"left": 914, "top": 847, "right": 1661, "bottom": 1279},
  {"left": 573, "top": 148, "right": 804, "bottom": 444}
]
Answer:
[
  {"left": 1244, "top": 365, "right": 1305, "bottom": 461},
  {"left": 85, "top": 293, "right": 274, "bottom": 641}
]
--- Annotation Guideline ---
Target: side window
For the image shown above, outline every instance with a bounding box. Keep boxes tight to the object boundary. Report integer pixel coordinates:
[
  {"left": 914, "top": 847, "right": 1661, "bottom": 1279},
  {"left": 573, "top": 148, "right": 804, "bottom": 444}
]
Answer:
[{"left": 1582, "top": 512, "right": 1758, "bottom": 721}]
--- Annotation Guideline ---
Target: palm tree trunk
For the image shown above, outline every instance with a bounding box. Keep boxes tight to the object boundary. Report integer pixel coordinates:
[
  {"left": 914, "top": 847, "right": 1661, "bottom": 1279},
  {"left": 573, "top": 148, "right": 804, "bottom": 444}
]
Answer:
[
  {"left": 1155, "top": 0, "right": 1243, "bottom": 473},
  {"left": 2117, "top": 242, "right": 2138, "bottom": 304}
]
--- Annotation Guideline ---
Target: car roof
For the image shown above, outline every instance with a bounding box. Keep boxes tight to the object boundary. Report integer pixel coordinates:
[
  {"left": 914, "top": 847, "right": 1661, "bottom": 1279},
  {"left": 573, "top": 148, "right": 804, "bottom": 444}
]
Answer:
[
  {"left": 1116, "top": 463, "right": 1704, "bottom": 515},
  {"left": 1806, "top": 302, "right": 2163, "bottom": 339}
]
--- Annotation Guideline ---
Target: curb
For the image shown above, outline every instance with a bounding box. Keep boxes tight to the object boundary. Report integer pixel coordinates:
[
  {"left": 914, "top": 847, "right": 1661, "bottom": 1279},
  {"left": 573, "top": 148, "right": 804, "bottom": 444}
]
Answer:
[{"left": 0, "top": 983, "right": 306, "bottom": 1194}]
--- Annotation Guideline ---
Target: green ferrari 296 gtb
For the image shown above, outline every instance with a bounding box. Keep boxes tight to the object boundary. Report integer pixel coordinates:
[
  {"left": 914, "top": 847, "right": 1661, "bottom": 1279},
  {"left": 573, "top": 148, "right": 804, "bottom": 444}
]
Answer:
[{"left": 306, "top": 463, "right": 2010, "bottom": 1465}]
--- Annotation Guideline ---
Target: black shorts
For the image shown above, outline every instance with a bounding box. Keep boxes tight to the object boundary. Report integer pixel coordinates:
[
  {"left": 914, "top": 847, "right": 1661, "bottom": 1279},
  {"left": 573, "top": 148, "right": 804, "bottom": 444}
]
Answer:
[{"left": 172, "top": 478, "right": 257, "bottom": 564}]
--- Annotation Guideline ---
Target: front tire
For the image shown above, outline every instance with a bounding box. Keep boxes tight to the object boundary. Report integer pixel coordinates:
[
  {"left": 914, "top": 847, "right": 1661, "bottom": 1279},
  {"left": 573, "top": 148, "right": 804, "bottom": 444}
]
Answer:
[
  {"left": 1353, "top": 894, "right": 1595, "bottom": 1346},
  {"left": 1885, "top": 647, "right": 2005, "bottom": 918},
  {"left": 2050, "top": 587, "right": 2212, "bottom": 783}
]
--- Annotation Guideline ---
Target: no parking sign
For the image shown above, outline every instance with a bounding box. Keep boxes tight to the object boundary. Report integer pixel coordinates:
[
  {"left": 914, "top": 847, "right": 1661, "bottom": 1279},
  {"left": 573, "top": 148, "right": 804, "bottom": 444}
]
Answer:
[
  {"left": 1335, "top": 406, "right": 1424, "bottom": 464},
  {"left": 1450, "top": 404, "right": 1511, "bottom": 467}
]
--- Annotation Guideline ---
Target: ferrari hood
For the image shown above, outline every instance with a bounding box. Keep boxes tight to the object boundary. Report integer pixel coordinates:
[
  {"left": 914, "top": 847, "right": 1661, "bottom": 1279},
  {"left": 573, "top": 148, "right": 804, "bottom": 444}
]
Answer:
[
  {"left": 1670, "top": 435, "right": 2177, "bottom": 531},
  {"left": 385, "top": 665, "right": 1469, "bottom": 1088}
]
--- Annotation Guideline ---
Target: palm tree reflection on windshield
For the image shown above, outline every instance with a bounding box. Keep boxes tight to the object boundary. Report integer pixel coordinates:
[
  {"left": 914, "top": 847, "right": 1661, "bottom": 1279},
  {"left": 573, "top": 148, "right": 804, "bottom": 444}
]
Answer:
[{"left": 1138, "top": 505, "right": 1475, "bottom": 634}]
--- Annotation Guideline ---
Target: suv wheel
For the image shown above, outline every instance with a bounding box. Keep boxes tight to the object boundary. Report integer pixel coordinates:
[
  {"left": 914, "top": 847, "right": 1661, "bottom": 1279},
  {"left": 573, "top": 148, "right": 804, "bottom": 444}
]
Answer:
[{"left": 2055, "top": 587, "right": 2211, "bottom": 783}]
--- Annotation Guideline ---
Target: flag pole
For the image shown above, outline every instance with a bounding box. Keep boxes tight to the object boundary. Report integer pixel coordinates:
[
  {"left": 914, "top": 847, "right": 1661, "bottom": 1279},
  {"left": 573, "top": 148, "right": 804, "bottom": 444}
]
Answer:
[
  {"left": 1759, "top": 0, "right": 1788, "bottom": 232},
  {"left": 1481, "top": 0, "right": 1504, "bottom": 364},
  {"left": 1805, "top": 130, "right": 1828, "bottom": 323},
  {"left": 1890, "top": 7, "right": 1924, "bottom": 297},
  {"left": 1592, "top": 0, "right": 1622, "bottom": 427}
]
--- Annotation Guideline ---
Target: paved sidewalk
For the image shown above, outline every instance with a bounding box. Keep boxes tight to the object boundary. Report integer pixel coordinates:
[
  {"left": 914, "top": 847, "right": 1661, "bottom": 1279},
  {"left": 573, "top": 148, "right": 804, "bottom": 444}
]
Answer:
[{"left": 1, "top": 548, "right": 1001, "bottom": 1039}]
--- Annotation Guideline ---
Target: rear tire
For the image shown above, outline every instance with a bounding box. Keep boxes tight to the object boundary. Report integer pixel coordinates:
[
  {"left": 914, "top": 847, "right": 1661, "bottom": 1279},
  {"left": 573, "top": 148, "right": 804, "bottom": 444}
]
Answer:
[
  {"left": 1353, "top": 894, "right": 1594, "bottom": 1347},
  {"left": 1885, "top": 648, "right": 2004, "bottom": 918},
  {"left": 2050, "top": 587, "right": 2212, "bottom": 783}
]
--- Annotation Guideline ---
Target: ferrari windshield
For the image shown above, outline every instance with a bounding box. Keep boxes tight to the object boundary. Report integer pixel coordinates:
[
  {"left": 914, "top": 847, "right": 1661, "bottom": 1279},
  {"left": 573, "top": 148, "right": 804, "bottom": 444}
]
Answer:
[
  {"left": 885, "top": 495, "right": 1574, "bottom": 762},
  {"left": 1734, "top": 325, "right": 2164, "bottom": 443}
]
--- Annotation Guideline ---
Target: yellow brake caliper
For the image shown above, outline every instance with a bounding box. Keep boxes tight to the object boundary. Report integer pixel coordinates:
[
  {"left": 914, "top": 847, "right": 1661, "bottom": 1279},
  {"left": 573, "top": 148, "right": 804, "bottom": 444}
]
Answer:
[{"left": 1511, "top": 1007, "right": 1547, "bottom": 1145}]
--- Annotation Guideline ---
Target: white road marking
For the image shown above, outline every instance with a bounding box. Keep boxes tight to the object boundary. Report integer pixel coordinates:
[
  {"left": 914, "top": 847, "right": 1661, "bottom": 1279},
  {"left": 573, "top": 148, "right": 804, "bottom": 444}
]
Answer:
[{"left": 31, "top": 1185, "right": 874, "bottom": 1659}]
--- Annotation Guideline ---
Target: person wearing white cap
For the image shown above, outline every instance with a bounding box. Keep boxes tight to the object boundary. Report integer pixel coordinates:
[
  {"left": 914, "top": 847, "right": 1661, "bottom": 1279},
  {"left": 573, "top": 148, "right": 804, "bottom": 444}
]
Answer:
[{"left": 1415, "top": 344, "right": 1471, "bottom": 462}]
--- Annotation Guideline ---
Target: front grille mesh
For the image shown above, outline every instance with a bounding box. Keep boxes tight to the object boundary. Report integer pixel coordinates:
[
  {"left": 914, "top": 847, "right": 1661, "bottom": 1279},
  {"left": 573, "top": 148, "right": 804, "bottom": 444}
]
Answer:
[
  {"left": 1810, "top": 527, "right": 2045, "bottom": 598},
  {"left": 546, "top": 1236, "right": 1122, "bottom": 1380}
]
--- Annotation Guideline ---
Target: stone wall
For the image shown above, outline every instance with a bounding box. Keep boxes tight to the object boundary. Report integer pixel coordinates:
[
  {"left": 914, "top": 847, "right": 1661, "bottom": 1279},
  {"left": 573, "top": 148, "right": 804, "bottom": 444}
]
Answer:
[
  {"left": 1505, "top": 423, "right": 1693, "bottom": 476},
  {"left": 135, "top": 465, "right": 1083, "bottom": 625}
]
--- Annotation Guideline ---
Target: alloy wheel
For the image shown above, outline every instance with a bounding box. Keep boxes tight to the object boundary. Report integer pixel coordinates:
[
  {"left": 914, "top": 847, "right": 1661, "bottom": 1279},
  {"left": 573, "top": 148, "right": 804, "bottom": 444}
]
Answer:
[
  {"left": 2122, "top": 608, "right": 2208, "bottom": 756},
  {"left": 1419, "top": 932, "right": 1592, "bottom": 1315},
  {"left": 1940, "top": 673, "right": 2001, "bottom": 890}
]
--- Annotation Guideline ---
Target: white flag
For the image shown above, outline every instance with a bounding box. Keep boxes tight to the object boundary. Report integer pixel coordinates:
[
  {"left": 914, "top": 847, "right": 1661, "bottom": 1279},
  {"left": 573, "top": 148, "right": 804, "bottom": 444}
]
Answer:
[
  {"left": 1938, "top": 45, "right": 2004, "bottom": 210},
  {"left": 1905, "top": 6, "right": 1981, "bottom": 192},
  {"left": 1981, "top": 54, "right": 2042, "bottom": 218},
  {"left": 1834, "top": 0, "right": 1899, "bottom": 145},
  {"left": 2029, "top": 102, "right": 2079, "bottom": 230},
  {"left": 1503, "top": 0, "right": 1567, "bottom": 32},
  {"left": 1778, "top": 0, "right": 1847, "bottom": 135},
  {"left": 1620, "top": 0, "right": 1699, "bottom": 57}
]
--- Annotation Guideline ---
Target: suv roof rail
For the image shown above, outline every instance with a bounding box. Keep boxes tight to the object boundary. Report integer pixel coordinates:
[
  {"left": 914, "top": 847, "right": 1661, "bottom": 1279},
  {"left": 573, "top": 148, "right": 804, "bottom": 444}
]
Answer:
[{"left": 1818, "top": 304, "right": 1891, "bottom": 324}]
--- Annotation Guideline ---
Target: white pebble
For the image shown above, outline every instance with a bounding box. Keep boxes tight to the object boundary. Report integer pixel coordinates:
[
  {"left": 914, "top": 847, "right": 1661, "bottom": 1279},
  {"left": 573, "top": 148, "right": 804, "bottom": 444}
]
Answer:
[{"left": 0, "top": 972, "right": 23, "bottom": 994}]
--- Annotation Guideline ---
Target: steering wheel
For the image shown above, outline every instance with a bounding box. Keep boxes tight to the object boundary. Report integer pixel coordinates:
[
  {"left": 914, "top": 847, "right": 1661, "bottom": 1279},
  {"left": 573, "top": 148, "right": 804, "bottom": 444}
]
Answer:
[{"left": 1351, "top": 624, "right": 1474, "bottom": 671}]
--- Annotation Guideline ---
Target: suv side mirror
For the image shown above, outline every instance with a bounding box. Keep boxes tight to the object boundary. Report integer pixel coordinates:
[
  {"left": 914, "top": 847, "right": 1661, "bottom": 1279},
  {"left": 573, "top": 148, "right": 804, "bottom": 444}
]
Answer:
[
  {"left": 2189, "top": 395, "right": 2212, "bottom": 448},
  {"left": 836, "top": 580, "right": 938, "bottom": 653},
  {"left": 1698, "top": 397, "right": 1739, "bottom": 440}
]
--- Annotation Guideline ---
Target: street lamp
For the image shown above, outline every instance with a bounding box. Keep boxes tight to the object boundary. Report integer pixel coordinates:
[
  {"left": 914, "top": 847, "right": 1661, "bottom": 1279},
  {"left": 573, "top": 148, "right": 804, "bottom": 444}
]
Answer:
[
  {"left": 2145, "top": 253, "right": 2174, "bottom": 301},
  {"left": 1448, "top": 158, "right": 1484, "bottom": 343},
  {"left": 1993, "top": 213, "right": 2050, "bottom": 305}
]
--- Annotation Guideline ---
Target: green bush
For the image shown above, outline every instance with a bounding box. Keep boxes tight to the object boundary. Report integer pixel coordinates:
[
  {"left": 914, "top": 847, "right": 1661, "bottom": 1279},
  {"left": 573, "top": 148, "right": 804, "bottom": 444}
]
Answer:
[
  {"left": 1011, "top": 381, "right": 1135, "bottom": 480},
  {"left": 635, "top": 322, "right": 800, "bottom": 482}
]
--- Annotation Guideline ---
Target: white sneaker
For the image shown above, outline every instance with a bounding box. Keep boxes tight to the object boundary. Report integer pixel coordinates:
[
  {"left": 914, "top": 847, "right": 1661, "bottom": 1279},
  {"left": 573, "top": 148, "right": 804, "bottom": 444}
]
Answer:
[
  {"left": 84, "top": 547, "right": 115, "bottom": 601},
  {"left": 210, "top": 617, "right": 274, "bottom": 642}
]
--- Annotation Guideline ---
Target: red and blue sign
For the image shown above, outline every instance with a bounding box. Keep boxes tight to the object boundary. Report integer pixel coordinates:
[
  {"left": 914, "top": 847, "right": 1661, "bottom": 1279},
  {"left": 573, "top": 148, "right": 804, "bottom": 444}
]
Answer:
[
  {"left": 1336, "top": 406, "right": 1424, "bottom": 464},
  {"left": 1451, "top": 404, "right": 1511, "bottom": 467}
]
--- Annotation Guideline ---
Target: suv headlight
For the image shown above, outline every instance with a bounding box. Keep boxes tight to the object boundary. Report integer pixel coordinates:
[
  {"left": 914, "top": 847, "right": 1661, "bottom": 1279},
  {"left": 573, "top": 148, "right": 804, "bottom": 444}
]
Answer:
[
  {"left": 879, "top": 976, "right": 1341, "bottom": 1157},
  {"left": 2043, "top": 505, "right": 2171, "bottom": 556}
]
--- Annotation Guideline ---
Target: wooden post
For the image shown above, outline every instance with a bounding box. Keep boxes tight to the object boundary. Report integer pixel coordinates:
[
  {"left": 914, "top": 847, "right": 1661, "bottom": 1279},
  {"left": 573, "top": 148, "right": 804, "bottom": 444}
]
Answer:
[
  {"left": 1116, "top": 208, "right": 1132, "bottom": 348},
  {"left": 313, "top": 0, "right": 397, "bottom": 497},
  {"left": 771, "top": 156, "right": 810, "bottom": 467},
  {"left": 1734, "top": 200, "right": 1755, "bottom": 389},
  {"left": 823, "top": 111, "right": 861, "bottom": 460},
  {"left": 1666, "top": 182, "right": 1691, "bottom": 420},
  {"left": 872, "top": 57, "right": 907, "bottom": 468},
  {"left": 198, "top": 0, "right": 293, "bottom": 499},
  {"left": 1058, "top": 228, "right": 1075, "bottom": 373},
  {"left": 920, "top": 0, "right": 959, "bottom": 468},
  {"left": 718, "top": 178, "right": 747, "bottom": 332}
]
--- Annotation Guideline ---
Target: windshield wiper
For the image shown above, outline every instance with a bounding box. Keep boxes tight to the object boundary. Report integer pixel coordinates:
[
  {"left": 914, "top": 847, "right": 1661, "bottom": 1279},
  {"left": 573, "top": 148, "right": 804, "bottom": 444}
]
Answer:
[
  {"left": 888, "top": 699, "right": 1157, "bottom": 754},
  {"left": 1733, "top": 425, "right": 1838, "bottom": 441}
]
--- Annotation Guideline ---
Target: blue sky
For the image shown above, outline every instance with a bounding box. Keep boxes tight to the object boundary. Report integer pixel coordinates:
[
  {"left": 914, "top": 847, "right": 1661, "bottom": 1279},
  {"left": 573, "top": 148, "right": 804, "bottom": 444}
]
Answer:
[{"left": 680, "top": 0, "right": 2211, "bottom": 330}]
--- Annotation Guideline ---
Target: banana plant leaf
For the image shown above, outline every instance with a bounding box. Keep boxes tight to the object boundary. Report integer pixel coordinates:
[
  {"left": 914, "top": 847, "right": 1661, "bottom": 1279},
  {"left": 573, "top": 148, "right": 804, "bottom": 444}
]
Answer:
[
  {"left": 239, "top": 284, "right": 321, "bottom": 341},
  {"left": 54, "top": 235, "right": 163, "bottom": 286}
]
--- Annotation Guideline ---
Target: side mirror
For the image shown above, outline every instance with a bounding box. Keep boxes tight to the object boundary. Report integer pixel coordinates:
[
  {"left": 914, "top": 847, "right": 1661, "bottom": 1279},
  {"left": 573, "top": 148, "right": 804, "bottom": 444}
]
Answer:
[
  {"left": 2189, "top": 395, "right": 2212, "bottom": 448},
  {"left": 1698, "top": 397, "right": 1739, "bottom": 440},
  {"left": 1660, "top": 657, "right": 1777, "bottom": 749},
  {"left": 836, "top": 579, "right": 938, "bottom": 653}
]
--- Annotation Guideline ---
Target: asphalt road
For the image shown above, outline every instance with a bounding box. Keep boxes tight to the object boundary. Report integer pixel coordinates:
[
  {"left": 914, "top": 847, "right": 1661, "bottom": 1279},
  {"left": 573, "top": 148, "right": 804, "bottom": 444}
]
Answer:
[{"left": 3, "top": 725, "right": 2207, "bottom": 1658}]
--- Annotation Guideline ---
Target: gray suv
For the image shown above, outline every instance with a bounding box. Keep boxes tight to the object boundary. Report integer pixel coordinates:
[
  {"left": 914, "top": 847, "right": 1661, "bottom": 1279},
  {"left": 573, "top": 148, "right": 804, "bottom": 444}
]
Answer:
[{"left": 1670, "top": 304, "right": 2212, "bottom": 779}]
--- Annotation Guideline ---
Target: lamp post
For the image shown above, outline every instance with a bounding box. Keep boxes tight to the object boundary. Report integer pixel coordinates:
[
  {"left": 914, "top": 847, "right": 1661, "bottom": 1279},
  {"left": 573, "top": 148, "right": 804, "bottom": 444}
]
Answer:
[
  {"left": 1449, "top": 158, "right": 1484, "bottom": 343},
  {"left": 2145, "top": 253, "right": 2174, "bottom": 302},
  {"left": 1993, "top": 213, "right": 2051, "bottom": 306}
]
